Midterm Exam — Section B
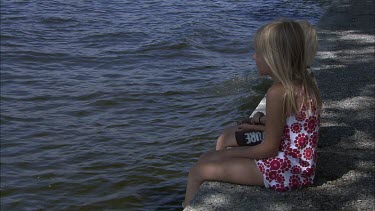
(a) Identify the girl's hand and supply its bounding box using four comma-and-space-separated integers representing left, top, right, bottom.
237, 112, 266, 126
237, 123, 266, 132
252, 112, 265, 125
237, 117, 254, 125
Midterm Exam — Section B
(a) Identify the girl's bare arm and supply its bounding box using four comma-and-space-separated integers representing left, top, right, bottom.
218, 83, 286, 160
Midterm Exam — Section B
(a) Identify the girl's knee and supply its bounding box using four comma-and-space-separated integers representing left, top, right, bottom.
198, 150, 216, 162
198, 153, 206, 162
189, 162, 218, 181
188, 163, 204, 181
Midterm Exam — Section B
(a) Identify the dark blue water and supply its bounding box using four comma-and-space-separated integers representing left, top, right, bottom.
1, 1, 328, 210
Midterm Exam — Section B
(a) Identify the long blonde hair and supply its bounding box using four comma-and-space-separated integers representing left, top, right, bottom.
254, 19, 322, 114
297, 20, 318, 67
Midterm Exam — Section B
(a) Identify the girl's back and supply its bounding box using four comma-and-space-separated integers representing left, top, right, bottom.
255, 100, 320, 191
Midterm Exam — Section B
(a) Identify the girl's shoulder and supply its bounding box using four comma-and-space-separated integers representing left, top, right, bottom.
266, 82, 286, 99
266, 82, 286, 109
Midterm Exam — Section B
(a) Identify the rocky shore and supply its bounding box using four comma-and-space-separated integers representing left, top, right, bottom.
184, 0, 374, 210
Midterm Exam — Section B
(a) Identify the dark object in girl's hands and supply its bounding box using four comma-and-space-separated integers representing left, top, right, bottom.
235, 130, 264, 146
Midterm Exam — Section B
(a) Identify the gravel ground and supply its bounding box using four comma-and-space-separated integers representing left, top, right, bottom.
184, 0, 374, 210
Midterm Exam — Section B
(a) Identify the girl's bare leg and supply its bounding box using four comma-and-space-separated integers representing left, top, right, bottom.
216, 125, 239, 150
183, 156, 264, 206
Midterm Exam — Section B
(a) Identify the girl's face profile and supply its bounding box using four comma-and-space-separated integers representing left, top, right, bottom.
253, 53, 271, 76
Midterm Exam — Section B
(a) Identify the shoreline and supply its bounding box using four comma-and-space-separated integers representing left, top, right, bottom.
184, 0, 374, 210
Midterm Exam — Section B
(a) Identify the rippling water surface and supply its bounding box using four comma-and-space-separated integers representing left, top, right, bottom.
1, 1, 327, 210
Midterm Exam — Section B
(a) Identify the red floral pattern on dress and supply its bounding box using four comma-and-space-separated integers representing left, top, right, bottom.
302, 165, 315, 178
276, 174, 285, 184
304, 116, 317, 133
257, 163, 265, 173
280, 156, 291, 171
286, 148, 302, 158
302, 178, 313, 187
294, 133, 308, 148
291, 165, 302, 174
282, 125, 290, 141
272, 184, 289, 192
265, 169, 279, 182
256, 100, 320, 192
303, 147, 313, 160
296, 111, 306, 122
279, 141, 291, 152
270, 159, 281, 170
291, 123, 302, 133
299, 160, 310, 167
309, 132, 318, 148
289, 175, 301, 188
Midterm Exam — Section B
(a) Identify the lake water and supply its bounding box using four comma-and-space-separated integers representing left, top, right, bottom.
1, 1, 328, 210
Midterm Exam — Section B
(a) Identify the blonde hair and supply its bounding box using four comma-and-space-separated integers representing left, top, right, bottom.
254, 19, 322, 114
297, 20, 318, 66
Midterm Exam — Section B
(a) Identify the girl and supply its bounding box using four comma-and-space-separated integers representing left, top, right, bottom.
216, 19, 319, 151
183, 19, 322, 207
